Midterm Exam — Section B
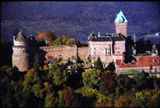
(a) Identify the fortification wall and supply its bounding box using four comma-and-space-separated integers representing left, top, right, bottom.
78, 47, 89, 60
40, 46, 89, 61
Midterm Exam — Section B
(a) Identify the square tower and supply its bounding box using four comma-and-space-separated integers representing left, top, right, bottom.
115, 10, 128, 37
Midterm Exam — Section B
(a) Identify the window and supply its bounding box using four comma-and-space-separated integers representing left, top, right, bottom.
105, 48, 110, 55
105, 45, 112, 56
109, 45, 112, 55
93, 48, 96, 55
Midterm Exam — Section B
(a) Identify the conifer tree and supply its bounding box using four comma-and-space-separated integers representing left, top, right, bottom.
94, 57, 103, 71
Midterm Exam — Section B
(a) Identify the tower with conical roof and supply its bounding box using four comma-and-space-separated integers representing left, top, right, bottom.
114, 10, 128, 36
12, 31, 30, 72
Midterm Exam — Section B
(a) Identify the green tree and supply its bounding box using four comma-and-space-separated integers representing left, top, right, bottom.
48, 63, 66, 86
135, 91, 148, 108
94, 57, 103, 71
116, 74, 136, 95
148, 90, 160, 108
82, 68, 101, 88
100, 71, 117, 94
53, 37, 62, 47
32, 82, 43, 98
135, 90, 160, 108
58, 90, 65, 107
52, 36, 75, 47
44, 93, 57, 108
106, 62, 116, 72
23, 69, 36, 92
76, 87, 112, 107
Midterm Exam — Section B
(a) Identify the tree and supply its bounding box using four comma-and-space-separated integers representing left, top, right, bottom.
114, 96, 132, 108
135, 91, 148, 108
106, 62, 116, 72
61, 35, 75, 46
58, 90, 65, 107
36, 31, 57, 45
135, 90, 160, 108
76, 55, 83, 64
96, 90, 113, 108
52, 37, 62, 47
43, 81, 54, 94
77, 87, 112, 107
94, 57, 103, 71
32, 82, 43, 98
148, 90, 160, 108
62, 86, 74, 107
132, 70, 150, 89
116, 74, 136, 95
44, 93, 57, 108
124, 36, 135, 63
52, 36, 75, 47
100, 71, 117, 94
48, 63, 66, 86
23, 69, 36, 92
82, 68, 101, 88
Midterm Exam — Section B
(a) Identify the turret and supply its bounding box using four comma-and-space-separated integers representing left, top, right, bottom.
12, 31, 30, 72
13, 31, 27, 46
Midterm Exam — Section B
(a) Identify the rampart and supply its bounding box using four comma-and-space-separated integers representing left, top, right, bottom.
40, 45, 89, 61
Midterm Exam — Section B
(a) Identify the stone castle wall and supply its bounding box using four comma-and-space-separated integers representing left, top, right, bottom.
78, 47, 89, 60
40, 43, 125, 64
40, 45, 89, 61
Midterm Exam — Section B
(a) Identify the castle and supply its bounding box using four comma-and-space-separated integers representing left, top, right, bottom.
12, 10, 160, 73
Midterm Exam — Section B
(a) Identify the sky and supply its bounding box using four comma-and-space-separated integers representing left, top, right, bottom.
1, 1, 160, 42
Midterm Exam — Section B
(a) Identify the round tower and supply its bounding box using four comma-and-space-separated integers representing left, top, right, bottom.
12, 31, 29, 72
114, 10, 128, 37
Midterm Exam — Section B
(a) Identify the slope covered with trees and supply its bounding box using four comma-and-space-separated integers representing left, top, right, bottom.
0, 57, 160, 108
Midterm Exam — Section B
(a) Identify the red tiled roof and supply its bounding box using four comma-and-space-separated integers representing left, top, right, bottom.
116, 56, 160, 68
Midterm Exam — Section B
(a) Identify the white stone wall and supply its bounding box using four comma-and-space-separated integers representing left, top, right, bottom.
12, 47, 29, 72
88, 40, 125, 64
115, 23, 127, 36
89, 41, 114, 63
114, 41, 125, 56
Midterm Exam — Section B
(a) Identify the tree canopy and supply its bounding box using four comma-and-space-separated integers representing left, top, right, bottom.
0, 59, 160, 108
